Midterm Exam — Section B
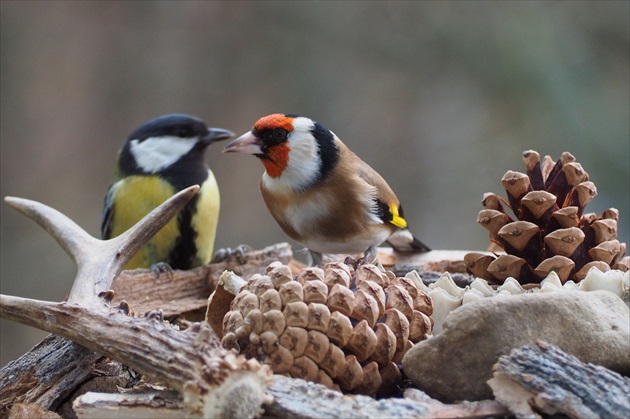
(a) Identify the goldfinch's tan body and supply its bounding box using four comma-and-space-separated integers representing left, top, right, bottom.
224, 114, 428, 265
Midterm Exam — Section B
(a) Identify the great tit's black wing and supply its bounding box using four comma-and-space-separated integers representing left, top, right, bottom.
101, 183, 118, 240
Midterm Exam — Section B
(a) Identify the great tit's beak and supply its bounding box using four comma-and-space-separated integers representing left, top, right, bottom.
203, 127, 234, 144
223, 131, 263, 154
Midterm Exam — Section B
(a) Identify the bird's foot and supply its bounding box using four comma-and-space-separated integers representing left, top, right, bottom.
211, 244, 253, 264
343, 255, 366, 270
307, 250, 324, 267
344, 246, 378, 269
150, 262, 173, 278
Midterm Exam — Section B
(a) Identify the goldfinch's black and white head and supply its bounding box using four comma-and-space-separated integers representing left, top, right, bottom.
223, 114, 339, 193
224, 113, 429, 266
119, 114, 233, 177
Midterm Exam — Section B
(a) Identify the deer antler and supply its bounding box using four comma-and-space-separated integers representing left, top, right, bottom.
0, 187, 272, 418
4, 185, 199, 306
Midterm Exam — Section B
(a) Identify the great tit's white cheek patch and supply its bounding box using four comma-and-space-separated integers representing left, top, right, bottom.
130, 136, 198, 173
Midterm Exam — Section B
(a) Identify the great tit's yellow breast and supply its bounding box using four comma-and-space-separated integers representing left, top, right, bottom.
110, 175, 180, 269
191, 170, 220, 266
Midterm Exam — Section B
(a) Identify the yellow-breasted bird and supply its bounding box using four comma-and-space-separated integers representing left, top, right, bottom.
223, 113, 429, 266
101, 114, 233, 270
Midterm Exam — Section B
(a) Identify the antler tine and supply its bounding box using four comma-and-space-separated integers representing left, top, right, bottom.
4, 196, 96, 266
4, 185, 200, 306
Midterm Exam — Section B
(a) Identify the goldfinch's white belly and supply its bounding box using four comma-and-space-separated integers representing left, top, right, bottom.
268, 184, 390, 255
283, 198, 391, 254
300, 228, 392, 255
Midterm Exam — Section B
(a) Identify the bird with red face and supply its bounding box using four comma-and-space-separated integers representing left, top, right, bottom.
223, 113, 429, 266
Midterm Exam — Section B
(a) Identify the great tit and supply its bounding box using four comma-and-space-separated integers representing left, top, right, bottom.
223, 113, 429, 266
101, 114, 233, 270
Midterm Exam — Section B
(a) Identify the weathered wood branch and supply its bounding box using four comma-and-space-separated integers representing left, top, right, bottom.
73, 375, 510, 419
264, 375, 509, 419
111, 242, 294, 317
376, 248, 471, 275
0, 334, 102, 415
488, 341, 630, 419
72, 391, 183, 419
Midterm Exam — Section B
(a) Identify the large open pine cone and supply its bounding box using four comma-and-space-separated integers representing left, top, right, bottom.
465, 150, 628, 285
221, 261, 433, 396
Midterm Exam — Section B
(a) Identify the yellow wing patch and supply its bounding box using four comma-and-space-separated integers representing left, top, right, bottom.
109, 176, 180, 269
389, 203, 407, 229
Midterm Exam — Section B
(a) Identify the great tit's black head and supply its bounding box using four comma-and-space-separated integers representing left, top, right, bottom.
128, 114, 232, 145
120, 114, 234, 174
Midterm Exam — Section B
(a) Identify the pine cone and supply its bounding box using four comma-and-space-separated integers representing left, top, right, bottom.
221, 261, 433, 396
466, 150, 628, 284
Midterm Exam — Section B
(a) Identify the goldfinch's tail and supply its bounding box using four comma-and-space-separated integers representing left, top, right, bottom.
386, 229, 430, 253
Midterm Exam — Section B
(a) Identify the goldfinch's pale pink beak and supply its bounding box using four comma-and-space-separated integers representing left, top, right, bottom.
223, 131, 263, 154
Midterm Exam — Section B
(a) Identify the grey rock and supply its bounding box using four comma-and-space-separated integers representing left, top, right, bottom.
402, 290, 630, 402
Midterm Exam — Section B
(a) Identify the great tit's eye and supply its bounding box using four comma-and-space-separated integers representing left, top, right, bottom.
272, 128, 287, 140
175, 128, 191, 138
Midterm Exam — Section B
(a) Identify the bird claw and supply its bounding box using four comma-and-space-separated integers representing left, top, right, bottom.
344, 254, 378, 270
343, 256, 364, 270
211, 244, 253, 264
150, 262, 173, 278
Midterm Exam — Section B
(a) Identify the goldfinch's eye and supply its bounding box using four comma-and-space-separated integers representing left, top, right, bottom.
272, 128, 287, 140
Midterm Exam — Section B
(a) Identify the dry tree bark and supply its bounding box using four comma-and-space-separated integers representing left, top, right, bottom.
0, 334, 102, 415
488, 341, 630, 419
111, 242, 294, 318
72, 391, 182, 419
264, 375, 509, 419
0, 187, 271, 418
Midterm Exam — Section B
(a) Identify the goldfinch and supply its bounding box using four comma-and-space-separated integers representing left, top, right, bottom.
101, 114, 233, 270
223, 113, 429, 266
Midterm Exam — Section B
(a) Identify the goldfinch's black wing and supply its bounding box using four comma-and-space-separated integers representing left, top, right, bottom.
101, 183, 118, 240
375, 199, 408, 230
374, 199, 431, 252
350, 149, 430, 252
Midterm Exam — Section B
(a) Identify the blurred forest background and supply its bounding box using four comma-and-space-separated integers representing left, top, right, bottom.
1, 1, 628, 366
